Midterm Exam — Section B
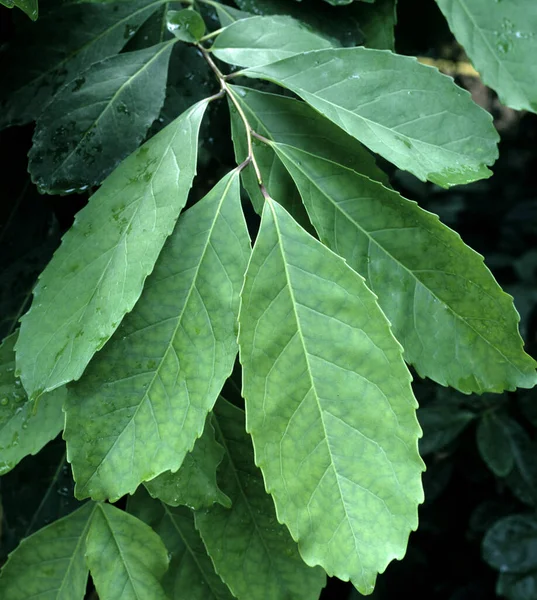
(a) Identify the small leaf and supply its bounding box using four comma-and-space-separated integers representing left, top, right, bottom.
477, 412, 515, 477
238, 199, 424, 593
16, 99, 208, 401
0, 0, 163, 129
29, 41, 174, 194
212, 16, 332, 68
417, 403, 475, 455
166, 9, 206, 42
242, 48, 499, 187
86, 503, 169, 600
0, 502, 96, 600
0, 0, 37, 20
64, 171, 251, 500
352, 0, 397, 51
128, 488, 235, 600
195, 398, 326, 600
145, 420, 231, 509
0, 333, 65, 475
271, 144, 537, 393
483, 514, 537, 574
214, 3, 251, 26
435, 0, 537, 113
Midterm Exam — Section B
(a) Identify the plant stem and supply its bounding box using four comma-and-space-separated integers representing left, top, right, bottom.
199, 27, 225, 42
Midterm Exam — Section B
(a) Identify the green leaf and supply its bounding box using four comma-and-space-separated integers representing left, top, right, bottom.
483, 514, 537, 574
0, 0, 165, 129
16, 99, 208, 401
212, 16, 333, 68
128, 489, 235, 600
195, 398, 326, 600
238, 199, 424, 593
417, 403, 475, 455
64, 170, 251, 500
477, 412, 515, 477
86, 503, 169, 600
435, 0, 537, 113
214, 3, 251, 26
241, 48, 499, 187
166, 9, 206, 42
497, 571, 537, 600
0, 502, 96, 600
0, 0, 37, 20
29, 41, 174, 195
144, 420, 232, 509
352, 0, 397, 51
270, 144, 537, 393
0, 333, 65, 475
228, 86, 388, 229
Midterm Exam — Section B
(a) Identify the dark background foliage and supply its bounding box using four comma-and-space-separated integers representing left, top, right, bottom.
1, 0, 536, 598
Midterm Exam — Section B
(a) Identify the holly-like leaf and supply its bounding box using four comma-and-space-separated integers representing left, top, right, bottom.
0, 333, 65, 475
166, 9, 206, 42
477, 411, 516, 477
64, 171, 251, 500
241, 48, 499, 187
0, 0, 164, 129
271, 144, 537, 393
483, 514, 537, 574
29, 41, 175, 194
145, 420, 231, 509
238, 199, 424, 593
417, 403, 475, 455
128, 488, 235, 600
195, 398, 326, 600
212, 16, 333, 68
86, 503, 169, 600
435, 0, 537, 113
0, 502, 96, 600
0, 0, 37, 20
16, 100, 208, 401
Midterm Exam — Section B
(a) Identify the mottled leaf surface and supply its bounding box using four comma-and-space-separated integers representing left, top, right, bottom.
16, 100, 208, 401
64, 171, 250, 500
195, 398, 326, 600
242, 48, 499, 186
238, 199, 424, 593
29, 42, 174, 194
272, 144, 537, 393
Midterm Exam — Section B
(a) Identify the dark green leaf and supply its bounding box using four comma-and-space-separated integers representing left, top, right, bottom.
64, 171, 250, 500
144, 420, 231, 509
477, 412, 515, 477
16, 100, 208, 401
166, 9, 206, 42
195, 398, 326, 600
242, 48, 499, 187
0, 0, 37, 20
238, 199, 424, 593
497, 571, 537, 600
417, 403, 475, 455
352, 0, 397, 51
483, 514, 537, 574
214, 3, 251, 26
29, 41, 174, 194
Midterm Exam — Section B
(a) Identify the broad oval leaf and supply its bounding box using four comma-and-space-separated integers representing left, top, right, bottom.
64, 171, 251, 500
477, 412, 515, 477
212, 15, 333, 68
86, 503, 169, 600
144, 420, 231, 510
0, 333, 65, 475
435, 0, 537, 113
29, 41, 174, 194
238, 199, 424, 593
0, 502, 96, 600
271, 144, 537, 393
483, 514, 537, 574
195, 398, 326, 600
0, 0, 164, 129
16, 99, 208, 401
166, 9, 206, 42
241, 48, 499, 187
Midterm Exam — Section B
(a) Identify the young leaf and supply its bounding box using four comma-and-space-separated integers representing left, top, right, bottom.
435, 0, 537, 113
16, 99, 208, 401
0, 502, 97, 600
0, 333, 65, 475
86, 503, 169, 600
241, 48, 499, 187
64, 170, 251, 500
238, 199, 424, 593
214, 3, 251, 26
195, 398, 326, 600
271, 144, 537, 393
0, 0, 164, 129
144, 420, 232, 509
212, 15, 333, 68
482, 514, 537, 574
0, 0, 37, 20
352, 0, 397, 51
166, 8, 206, 42
477, 412, 516, 477
29, 41, 175, 194
417, 403, 475, 455
128, 489, 235, 600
